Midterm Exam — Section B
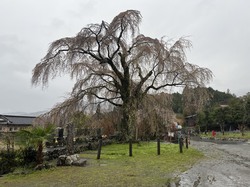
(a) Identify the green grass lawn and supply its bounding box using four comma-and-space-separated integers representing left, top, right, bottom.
0, 142, 203, 187
201, 131, 250, 140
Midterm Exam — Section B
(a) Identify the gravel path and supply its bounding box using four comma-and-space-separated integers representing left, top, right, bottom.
177, 140, 250, 187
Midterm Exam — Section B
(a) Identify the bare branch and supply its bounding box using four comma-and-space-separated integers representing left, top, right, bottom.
32, 10, 212, 139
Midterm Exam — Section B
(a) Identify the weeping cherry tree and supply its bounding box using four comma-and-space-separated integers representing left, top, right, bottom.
32, 10, 212, 141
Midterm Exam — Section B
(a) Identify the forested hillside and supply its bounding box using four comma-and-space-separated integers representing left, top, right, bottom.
172, 87, 249, 133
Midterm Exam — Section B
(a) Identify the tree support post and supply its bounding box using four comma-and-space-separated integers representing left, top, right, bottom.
185, 136, 188, 149
97, 138, 103, 159
157, 138, 160, 155
129, 139, 132, 157
179, 137, 183, 153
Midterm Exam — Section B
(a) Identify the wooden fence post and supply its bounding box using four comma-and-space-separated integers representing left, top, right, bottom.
129, 139, 132, 157
179, 137, 183, 153
97, 138, 103, 159
157, 138, 160, 155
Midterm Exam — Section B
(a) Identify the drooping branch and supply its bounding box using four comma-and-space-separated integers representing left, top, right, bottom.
32, 10, 213, 140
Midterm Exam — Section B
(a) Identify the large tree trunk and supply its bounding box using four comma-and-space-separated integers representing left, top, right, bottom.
119, 99, 137, 141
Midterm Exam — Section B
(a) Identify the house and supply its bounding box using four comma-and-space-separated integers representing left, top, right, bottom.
185, 114, 197, 127
0, 114, 36, 133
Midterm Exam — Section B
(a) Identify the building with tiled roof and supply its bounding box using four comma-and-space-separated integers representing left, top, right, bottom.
0, 114, 36, 132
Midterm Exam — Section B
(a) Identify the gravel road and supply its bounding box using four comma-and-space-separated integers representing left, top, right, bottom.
177, 140, 250, 187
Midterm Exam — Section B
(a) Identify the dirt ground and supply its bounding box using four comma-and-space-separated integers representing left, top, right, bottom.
177, 140, 250, 187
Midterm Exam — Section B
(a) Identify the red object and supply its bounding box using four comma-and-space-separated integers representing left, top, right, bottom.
212, 130, 216, 137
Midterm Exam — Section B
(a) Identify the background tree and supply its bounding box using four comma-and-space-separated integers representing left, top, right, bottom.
213, 106, 231, 135
32, 10, 212, 141
0, 133, 15, 152
134, 93, 173, 140
71, 111, 90, 139
16, 124, 54, 165
171, 92, 183, 114
207, 87, 234, 106
230, 94, 250, 135
242, 94, 250, 134
194, 87, 236, 132
183, 86, 211, 116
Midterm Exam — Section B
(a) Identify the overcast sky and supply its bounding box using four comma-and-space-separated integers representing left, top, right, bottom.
0, 0, 250, 114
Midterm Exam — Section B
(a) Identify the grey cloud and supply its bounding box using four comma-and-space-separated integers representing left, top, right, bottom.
1, 0, 250, 113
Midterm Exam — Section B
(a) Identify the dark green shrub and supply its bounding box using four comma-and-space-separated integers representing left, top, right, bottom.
20, 147, 37, 166
0, 150, 17, 175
